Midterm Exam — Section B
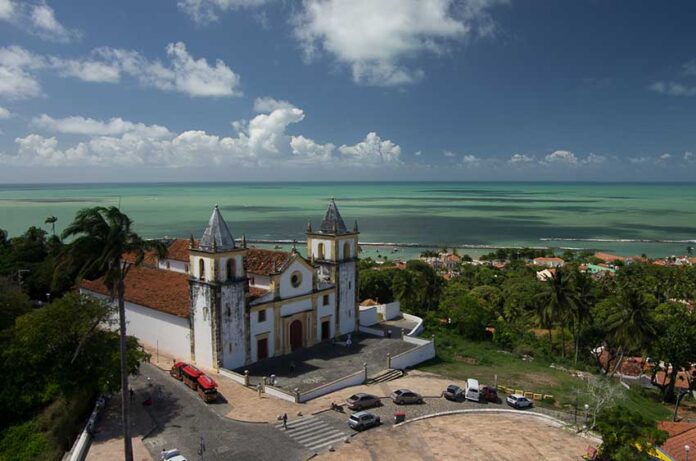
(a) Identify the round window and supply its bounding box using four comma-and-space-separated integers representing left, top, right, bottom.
290, 271, 302, 288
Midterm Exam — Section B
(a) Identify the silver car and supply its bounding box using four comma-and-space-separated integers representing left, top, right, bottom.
506, 394, 533, 409
346, 393, 381, 410
390, 389, 423, 405
348, 411, 381, 431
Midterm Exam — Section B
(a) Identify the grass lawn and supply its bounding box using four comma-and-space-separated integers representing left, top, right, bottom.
418, 328, 671, 422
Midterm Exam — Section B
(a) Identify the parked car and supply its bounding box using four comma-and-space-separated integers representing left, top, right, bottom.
481, 386, 501, 404
443, 384, 465, 402
391, 389, 423, 405
506, 394, 533, 409
160, 449, 187, 461
348, 411, 381, 431
346, 393, 382, 410
465, 378, 480, 402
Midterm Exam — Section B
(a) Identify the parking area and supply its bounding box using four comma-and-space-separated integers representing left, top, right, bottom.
316, 412, 596, 461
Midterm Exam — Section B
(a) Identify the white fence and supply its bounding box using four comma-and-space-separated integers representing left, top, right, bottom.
264, 384, 298, 403
402, 313, 424, 337
359, 325, 385, 337
218, 368, 248, 386
297, 368, 366, 403
359, 306, 379, 326
377, 301, 401, 321
390, 340, 436, 370
403, 335, 431, 346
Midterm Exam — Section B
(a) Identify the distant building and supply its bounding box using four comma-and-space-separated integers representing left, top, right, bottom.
532, 257, 565, 268
536, 268, 556, 281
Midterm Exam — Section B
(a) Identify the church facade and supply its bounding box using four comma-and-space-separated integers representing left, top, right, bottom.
81, 200, 360, 371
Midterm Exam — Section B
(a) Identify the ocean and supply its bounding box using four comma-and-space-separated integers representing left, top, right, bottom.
0, 182, 694, 259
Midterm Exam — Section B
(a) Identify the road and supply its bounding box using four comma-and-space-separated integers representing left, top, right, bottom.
136, 363, 308, 461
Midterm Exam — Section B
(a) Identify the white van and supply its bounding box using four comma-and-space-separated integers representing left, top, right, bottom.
465, 378, 480, 402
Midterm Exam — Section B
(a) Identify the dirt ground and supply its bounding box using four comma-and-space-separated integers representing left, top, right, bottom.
316, 413, 597, 461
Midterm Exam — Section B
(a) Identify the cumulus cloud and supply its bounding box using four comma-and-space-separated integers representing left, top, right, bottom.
543, 150, 578, 165
685, 152, 694, 162
508, 153, 534, 164
253, 97, 295, 112
0, 106, 10, 119
2, 102, 402, 169
583, 153, 606, 165
294, 0, 505, 86
177, 0, 269, 24
461, 154, 480, 167
443, 151, 456, 157
658, 153, 671, 161
650, 81, 696, 97
0, 43, 241, 100
0, 1, 79, 42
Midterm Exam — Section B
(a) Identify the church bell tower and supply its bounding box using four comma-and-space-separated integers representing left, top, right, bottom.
306, 199, 359, 336
189, 205, 249, 370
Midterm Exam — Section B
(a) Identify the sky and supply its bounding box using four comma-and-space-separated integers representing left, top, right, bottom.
0, 0, 695, 183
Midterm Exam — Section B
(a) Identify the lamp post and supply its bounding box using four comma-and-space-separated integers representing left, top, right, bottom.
686, 444, 690, 461
584, 404, 590, 427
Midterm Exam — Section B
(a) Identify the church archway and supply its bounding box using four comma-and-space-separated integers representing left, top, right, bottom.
290, 320, 303, 351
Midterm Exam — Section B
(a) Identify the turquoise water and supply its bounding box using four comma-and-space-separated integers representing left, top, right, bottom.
0, 182, 694, 259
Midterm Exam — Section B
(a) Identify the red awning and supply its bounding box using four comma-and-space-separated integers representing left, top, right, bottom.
182, 365, 202, 379
197, 374, 217, 390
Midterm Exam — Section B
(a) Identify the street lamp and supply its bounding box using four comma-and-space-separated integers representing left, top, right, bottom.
584, 404, 590, 427
685, 444, 690, 461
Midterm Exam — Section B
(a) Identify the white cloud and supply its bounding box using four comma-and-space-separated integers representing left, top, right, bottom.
462, 154, 480, 167
543, 150, 578, 165
629, 156, 649, 165
443, 150, 456, 157
338, 132, 402, 164
684, 152, 694, 162
253, 97, 295, 112
30, 2, 79, 42
0, 43, 241, 100
414, 151, 422, 156
658, 153, 671, 161
508, 153, 534, 164
583, 153, 606, 165
650, 81, 696, 97
2, 103, 401, 169
177, 0, 269, 24
294, 0, 505, 86
0, 106, 10, 119
0, 0, 15, 21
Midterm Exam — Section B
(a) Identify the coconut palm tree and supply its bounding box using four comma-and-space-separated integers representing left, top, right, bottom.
61, 207, 165, 461
535, 268, 579, 358
606, 286, 656, 375
44, 215, 57, 236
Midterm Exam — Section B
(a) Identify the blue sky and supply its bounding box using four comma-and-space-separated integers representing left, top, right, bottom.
0, 0, 695, 182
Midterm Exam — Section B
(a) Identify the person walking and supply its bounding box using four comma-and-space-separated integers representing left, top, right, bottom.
282, 413, 288, 429
256, 383, 263, 397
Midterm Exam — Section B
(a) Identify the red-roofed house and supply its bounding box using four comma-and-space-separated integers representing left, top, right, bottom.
657, 421, 696, 461
533, 257, 565, 268
81, 200, 361, 371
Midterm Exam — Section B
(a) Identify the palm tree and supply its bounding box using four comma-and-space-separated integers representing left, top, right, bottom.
570, 270, 594, 364
606, 287, 656, 375
44, 215, 57, 236
61, 207, 165, 461
535, 268, 579, 358
687, 246, 693, 257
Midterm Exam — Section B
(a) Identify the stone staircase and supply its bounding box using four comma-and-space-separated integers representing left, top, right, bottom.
367, 368, 404, 384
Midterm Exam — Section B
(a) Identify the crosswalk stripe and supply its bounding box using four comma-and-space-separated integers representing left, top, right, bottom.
307, 434, 351, 451
284, 421, 327, 437
294, 428, 344, 444
274, 416, 319, 429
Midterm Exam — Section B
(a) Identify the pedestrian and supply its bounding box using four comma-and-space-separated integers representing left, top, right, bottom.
289, 361, 296, 374
257, 383, 263, 397
346, 334, 352, 348
282, 412, 288, 429
129, 388, 134, 401
386, 329, 392, 339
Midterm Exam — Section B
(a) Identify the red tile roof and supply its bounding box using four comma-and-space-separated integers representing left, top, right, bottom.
80, 265, 190, 318
658, 422, 696, 461
166, 238, 195, 262
533, 257, 564, 263
248, 286, 269, 301
594, 252, 625, 263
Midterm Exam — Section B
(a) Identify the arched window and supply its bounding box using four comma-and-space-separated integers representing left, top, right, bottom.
343, 242, 351, 259
317, 242, 325, 260
198, 259, 206, 280
227, 258, 236, 281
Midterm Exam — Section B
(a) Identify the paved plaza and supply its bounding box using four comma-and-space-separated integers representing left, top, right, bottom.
235, 334, 417, 392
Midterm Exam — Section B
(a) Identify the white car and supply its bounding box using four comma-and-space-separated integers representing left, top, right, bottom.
506, 394, 533, 409
161, 449, 187, 461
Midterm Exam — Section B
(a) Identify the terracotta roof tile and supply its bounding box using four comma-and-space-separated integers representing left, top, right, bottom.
594, 252, 624, 263
658, 422, 696, 461
166, 238, 195, 262
248, 286, 269, 301
80, 265, 190, 318
244, 248, 290, 276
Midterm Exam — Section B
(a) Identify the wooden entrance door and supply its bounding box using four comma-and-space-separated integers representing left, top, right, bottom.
257, 337, 268, 360
321, 320, 330, 340
290, 320, 303, 351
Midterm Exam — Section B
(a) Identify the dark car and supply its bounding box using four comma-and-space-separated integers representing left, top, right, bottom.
391, 389, 423, 405
348, 411, 381, 431
481, 386, 501, 403
346, 393, 381, 410
443, 384, 465, 402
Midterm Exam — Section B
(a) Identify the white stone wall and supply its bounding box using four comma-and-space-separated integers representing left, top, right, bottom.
359, 305, 378, 326
316, 291, 335, 338
338, 238, 357, 260
80, 289, 191, 360
219, 283, 247, 369
191, 284, 215, 369
390, 341, 436, 370
250, 307, 274, 362
310, 238, 333, 260
249, 274, 271, 288
278, 260, 313, 299
377, 301, 401, 321
158, 258, 189, 274
280, 298, 312, 317
338, 260, 357, 335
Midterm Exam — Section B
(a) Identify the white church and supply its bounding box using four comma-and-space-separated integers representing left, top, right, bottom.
81, 199, 360, 371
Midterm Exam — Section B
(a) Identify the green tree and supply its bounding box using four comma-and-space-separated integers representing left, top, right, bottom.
359, 269, 395, 303
439, 285, 489, 340
60, 207, 164, 461
0, 278, 31, 332
606, 287, 656, 361
44, 216, 57, 237
535, 268, 579, 358
405, 260, 443, 311
595, 405, 667, 461
392, 269, 425, 313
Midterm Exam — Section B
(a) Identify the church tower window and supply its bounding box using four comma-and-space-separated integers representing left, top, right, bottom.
199, 259, 206, 280
318, 243, 325, 260
343, 242, 350, 259
227, 258, 236, 281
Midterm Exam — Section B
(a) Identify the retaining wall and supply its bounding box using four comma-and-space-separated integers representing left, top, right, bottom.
390, 340, 436, 369
298, 368, 366, 403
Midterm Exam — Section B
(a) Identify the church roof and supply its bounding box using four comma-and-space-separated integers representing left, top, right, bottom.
80, 265, 190, 318
244, 248, 291, 275
319, 198, 348, 234
199, 205, 235, 252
